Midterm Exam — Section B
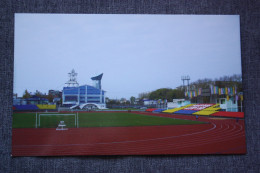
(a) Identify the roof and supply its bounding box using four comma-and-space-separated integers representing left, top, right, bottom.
91, 73, 103, 80
26, 96, 48, 101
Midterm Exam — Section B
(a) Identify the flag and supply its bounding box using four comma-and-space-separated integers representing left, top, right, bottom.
240, 95, 243, 101
219, 88, 221, 95
225, 87, 228, 95
210, 85, 213, 94
227, 95, 229, 101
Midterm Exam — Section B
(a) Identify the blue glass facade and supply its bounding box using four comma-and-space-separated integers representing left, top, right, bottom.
63, 85, 105, 106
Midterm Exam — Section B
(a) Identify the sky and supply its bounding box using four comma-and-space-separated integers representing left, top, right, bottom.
14, 14, 242, 99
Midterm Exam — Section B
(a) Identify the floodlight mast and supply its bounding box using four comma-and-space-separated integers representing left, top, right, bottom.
65, 69, 79, 87
181, 75, 190, 92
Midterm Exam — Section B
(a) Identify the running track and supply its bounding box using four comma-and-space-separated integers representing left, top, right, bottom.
12, 112, 246, 156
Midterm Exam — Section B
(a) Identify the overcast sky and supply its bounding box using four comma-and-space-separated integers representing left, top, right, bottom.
14, 14, 241, 99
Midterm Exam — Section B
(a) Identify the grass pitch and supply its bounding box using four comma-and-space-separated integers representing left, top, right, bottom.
13, 112, 205, 128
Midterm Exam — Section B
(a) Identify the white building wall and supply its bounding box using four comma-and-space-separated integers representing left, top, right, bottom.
218, 98, 238, 112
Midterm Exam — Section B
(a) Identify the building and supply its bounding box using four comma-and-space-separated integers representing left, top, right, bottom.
13, 96, 49, 105
167, 99, 191, 109
143, 99, 157, 106
62, 69, 106, 109
48, 90, 62, 98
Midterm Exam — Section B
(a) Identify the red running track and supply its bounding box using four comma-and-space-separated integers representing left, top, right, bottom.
12, 112, 246, 156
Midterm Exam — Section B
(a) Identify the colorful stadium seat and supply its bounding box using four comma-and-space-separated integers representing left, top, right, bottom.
193, 104, 221, 116
211, 111, 244, 118
174, 104, 214, 115
163, 104, 194, 113
145, 108, 158, 112
13, 105, 39, 110
37, 104, 56, 109
174, 110, 198, 114
152, 108, 167, 113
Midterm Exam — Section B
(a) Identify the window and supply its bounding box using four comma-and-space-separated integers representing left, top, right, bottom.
221, 99, 225, 104
88, 100, 100, 103
87, 97, 100, 99
63, 87, 79, 94
65, 96, 78, 102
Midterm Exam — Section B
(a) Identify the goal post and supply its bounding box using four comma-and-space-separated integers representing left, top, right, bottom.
35, 113, 79, 128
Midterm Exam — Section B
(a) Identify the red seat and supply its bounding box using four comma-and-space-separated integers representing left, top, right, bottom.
211, 111, 244, 118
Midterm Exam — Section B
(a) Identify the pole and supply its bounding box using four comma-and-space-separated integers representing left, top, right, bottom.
75, 113, 76, 127
77, 112, 79, 128
241, 100, 243, 112
39, 114, 40, 127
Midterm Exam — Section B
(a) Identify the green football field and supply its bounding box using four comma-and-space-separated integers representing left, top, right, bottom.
12, 112, 205, 128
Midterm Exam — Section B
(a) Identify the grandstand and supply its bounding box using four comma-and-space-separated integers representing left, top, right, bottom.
157, 103, 244, 118
145, 108, 158, 112
13, 105, 39, 111
13, 104, 56, 111
36, 105, 56, 109
163, 104, 194, 113
174, 104, 214, 115
152, 108, 167, 113
211, 111, 244, 118
193, 104, 221, 116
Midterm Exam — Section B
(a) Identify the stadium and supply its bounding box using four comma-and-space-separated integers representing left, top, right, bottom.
12, 71, 246, 156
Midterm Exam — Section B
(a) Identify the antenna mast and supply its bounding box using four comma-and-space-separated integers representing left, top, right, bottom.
65, 69, 79, 87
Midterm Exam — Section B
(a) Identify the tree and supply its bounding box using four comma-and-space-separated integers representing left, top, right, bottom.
106, 99, 120, 105
120, 98, 127, 104
138, 92, 150, 99
35, 90, 44, 97
148, 88, 184, 100
22, 89, 31, 99
130, 96, 136, 104
46, 94, 55, 102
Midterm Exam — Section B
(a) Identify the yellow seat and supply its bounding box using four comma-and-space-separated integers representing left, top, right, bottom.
163, 104, 194, 113
37, 104, 56, 109
193, 104, 220, 116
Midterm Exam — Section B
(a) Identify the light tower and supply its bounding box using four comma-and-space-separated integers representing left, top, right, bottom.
65, 69, 79, 87
181, 75, 190, 92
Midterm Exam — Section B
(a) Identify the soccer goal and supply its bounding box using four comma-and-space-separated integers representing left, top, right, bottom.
35, 113, 79, 129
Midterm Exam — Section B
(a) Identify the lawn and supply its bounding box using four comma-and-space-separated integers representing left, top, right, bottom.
13, 112, 205, 128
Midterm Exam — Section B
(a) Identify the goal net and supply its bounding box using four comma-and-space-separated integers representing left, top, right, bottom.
36, 113, 78, 128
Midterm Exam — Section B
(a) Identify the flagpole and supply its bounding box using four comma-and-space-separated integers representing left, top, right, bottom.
241, 99, 243, 112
